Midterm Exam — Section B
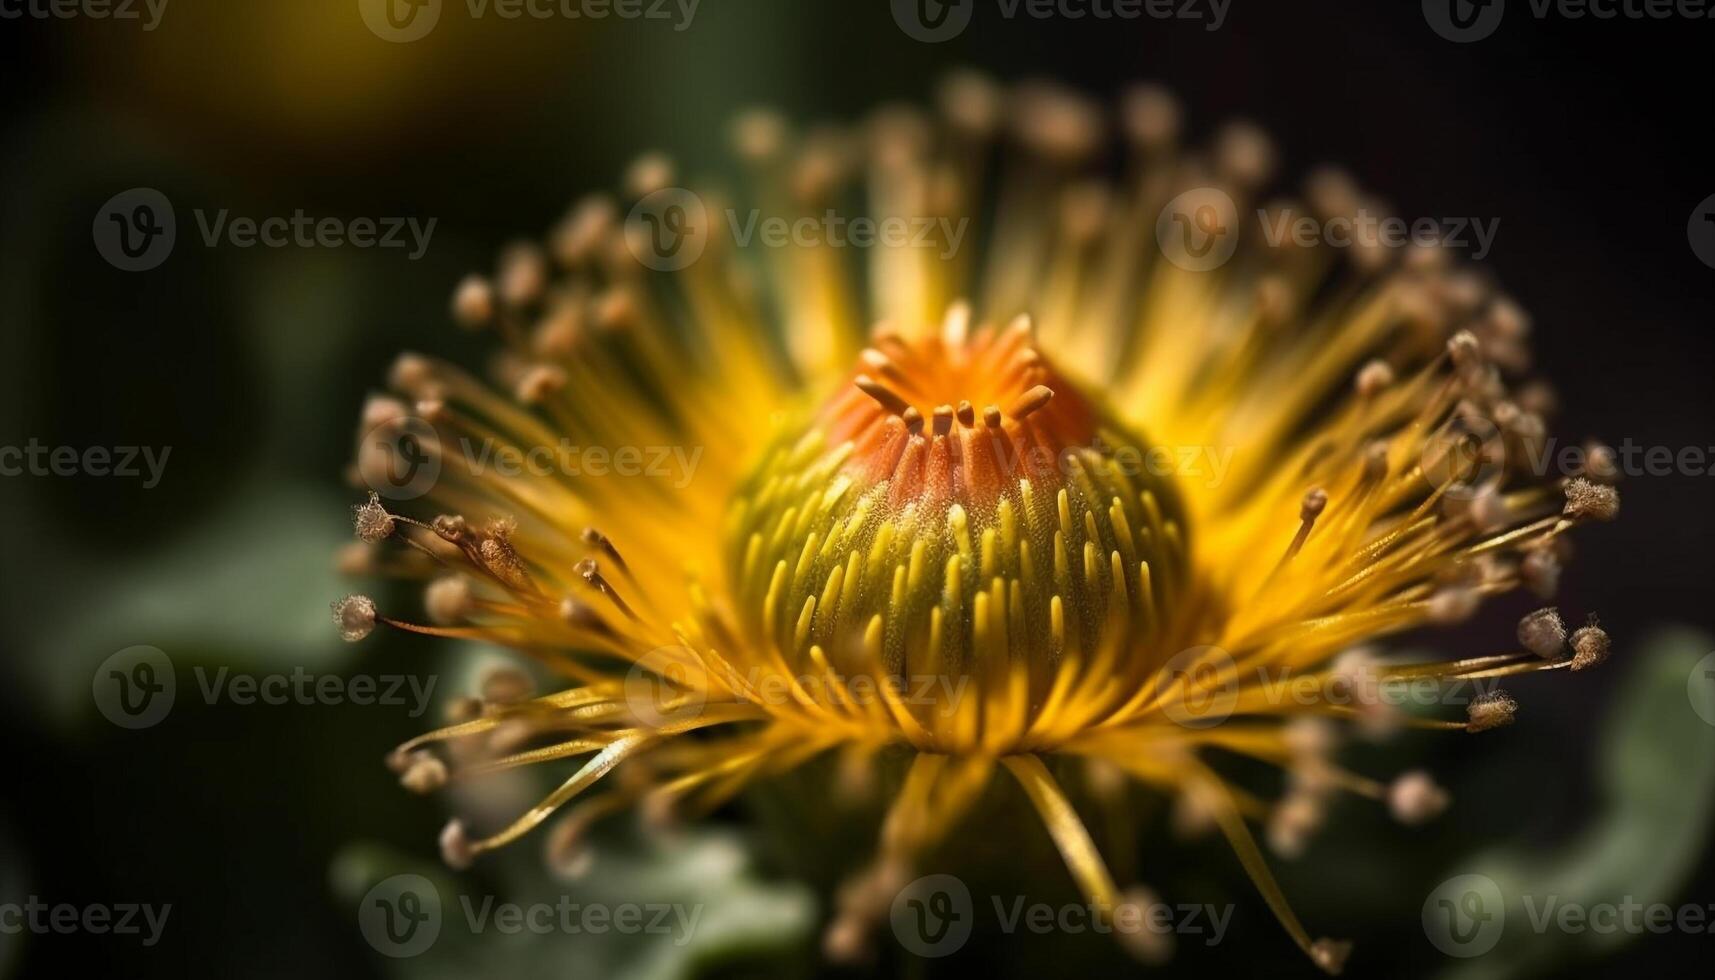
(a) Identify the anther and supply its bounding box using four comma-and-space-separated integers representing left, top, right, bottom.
352, 492, 396, 544
1569, 621, 1611, 672
1447, 330, 1481, 370
932, 405, 954, 436
1310, 938, 1353, 976
1517, 607, 1567, 659
426, 576, 474, 625
1466, 691, 1518, 733
333, 595, 377, 643
1354, 359, 1394, 398
1562, 477, 1620, 523
855, 375, 912, 416
497, 242, 548, 309
399, 752, 448, 794
1388, 771, 1450, 825
432, 514, 468, 543
1009, 385, 1055, 420
516, 364, 567, 404
955, 401, 976, 428
452, 274, 494, 329
440, 819, 476, 870
1521, 547, 1562, 598
481, 666, 536, 706
1115, 886, 1174, 964
581, 527, 631, 575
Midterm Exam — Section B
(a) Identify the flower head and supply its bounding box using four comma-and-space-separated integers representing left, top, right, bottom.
340, 76, 1618, 971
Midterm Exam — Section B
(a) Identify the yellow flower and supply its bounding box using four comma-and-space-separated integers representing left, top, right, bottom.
339, 75, 1619, 973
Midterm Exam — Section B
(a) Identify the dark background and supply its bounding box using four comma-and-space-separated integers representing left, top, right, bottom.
1, 1, 1711, 977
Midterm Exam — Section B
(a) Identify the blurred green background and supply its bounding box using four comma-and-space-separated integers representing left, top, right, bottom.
2, 1, 1714, 977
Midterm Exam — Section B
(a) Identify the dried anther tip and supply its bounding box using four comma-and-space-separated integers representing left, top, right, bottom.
1310, 938, 1353, 976
1428, 587, 1480, 625
452, 274, 495, 328
1517, 607, 1567, 659
480, 666, 536, 705
432, 514, 468, 542
1388, 770, 1450, 825
425, 576, 474, 625
352, 492, 395, 544
1562, 477, 1620, 522
1447, 330, 1481, 369
1466, 691, 1518, 733
333, 595, 377, 643
1009, 385, 1055, 419
1300, 487, 1329, 522
1570, 623, 1611, 671
440, 819, 476, 870
1114, 886, 1174, 964
1521, 548, 1562, 598
855, 375, 911, 416
1355, 359, 1394, 397
399, 752, 448, 794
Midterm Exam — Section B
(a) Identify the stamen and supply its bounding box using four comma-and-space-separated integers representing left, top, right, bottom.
855, 375, 911, 416
580, 527, 632, 576
1009, 384, 1055, 420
